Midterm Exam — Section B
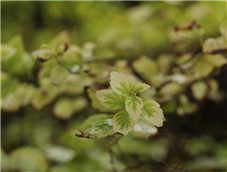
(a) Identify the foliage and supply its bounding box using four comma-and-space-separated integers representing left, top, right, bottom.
1, 1, 227, 172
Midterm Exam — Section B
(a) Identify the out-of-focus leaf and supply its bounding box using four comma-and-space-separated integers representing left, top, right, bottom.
192, 81, 207, 100
32, 85, 64, 110
11, 147, 47, 172
50, 65, 68, 84
132, 115, 158, 138
53, 97, 87, 119
1, 83, 34, 112
32, 48, 53, 62
87, 88, 110, 112
220, 23, 227, 38
160, 82, 182, 97
113, 111, 135, 135
58, 45, 83, 74
177, 94, 197, 115
157, 54, 173, 74
49, 165, 77, 172
48, 31, 70, 53
193, 54, 227, 78
203, 37, 227, 54
1, 44, 16, 61
45, 145, 76, 163
78, 114, 114, 138
132, 56, 160, 86
2, 36, 34, 77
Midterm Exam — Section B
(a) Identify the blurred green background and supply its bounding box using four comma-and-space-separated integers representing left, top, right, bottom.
1, 1, 227, 172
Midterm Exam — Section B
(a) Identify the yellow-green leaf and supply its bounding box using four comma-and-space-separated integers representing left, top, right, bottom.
113, 111, 135, 135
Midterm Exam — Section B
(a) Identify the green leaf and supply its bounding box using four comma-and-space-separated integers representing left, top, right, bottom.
32, 48, 52, 62
48, 31, 70, 53
192, 81, 207, 100
2, 36, 34, 77
53, 97, 87, 119
203, 54, 227, 67
110, 71, 137, 96
203, 37, 227, 54
1, 44, 16, 61
50, 66, 68, 84
45, 145, 75, 163
142, 101, 164, 127
113, 111, 135, 135
58, 45, 83, 73
78, 114, 114, 138
132, 56, 158, 83
134, 83, 150, 93
125, 96, 143, 122
96, 89, 125, 110
11, 147, 47, 172
132, 115, 158, 138
220, 23, 227, 38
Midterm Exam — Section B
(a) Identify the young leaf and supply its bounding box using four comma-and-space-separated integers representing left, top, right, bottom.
96, 89, 125, 109
78, 114, 114, 138
132, 116, 158, 138
113, 111, 135, 135
134, 83, 150, 93
125, 96, 143, 122
110, 71, 137, 96
142, 101, 164, 127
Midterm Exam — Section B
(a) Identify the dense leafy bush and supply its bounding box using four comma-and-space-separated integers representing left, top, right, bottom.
1, 1, 227, 172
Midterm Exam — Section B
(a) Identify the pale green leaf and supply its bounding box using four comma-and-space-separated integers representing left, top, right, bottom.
110, 71, 137, 96
192, 81, 207, 100
142, 101, 164, 127
220, 23, 227, 38
203, 37, 227, 54
1, 44, 16, 61
45, 145, 75, 163
32, 49, 52, 62
203, 54, 227, 67
54, 97, 87, 119
132, 56, 158, 81
132, 116, 158, 138
96, 89, 125, 109
125, 96, 143, 122
11, 147, 47, 172
50, 66, 68, 84
134, 83, 150, 93
113, 111, 135, 135
78, 114, 114, 138
48, 31, 70, 53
